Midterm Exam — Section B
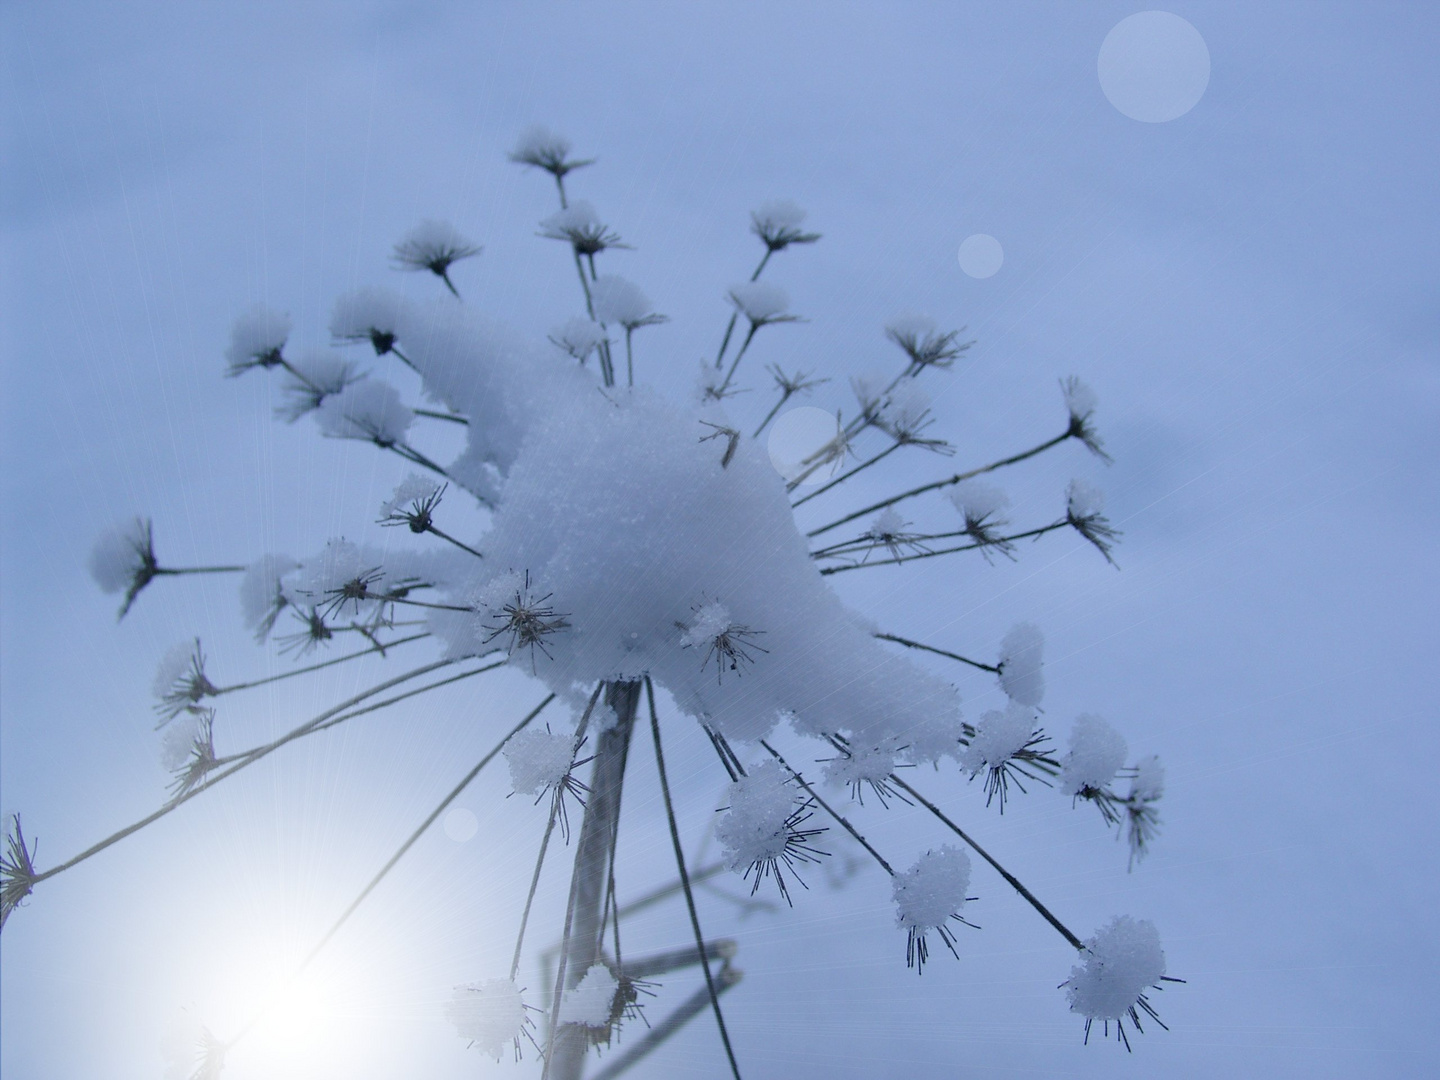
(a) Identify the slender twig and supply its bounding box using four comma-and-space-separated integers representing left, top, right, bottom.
715, 324, 758, 397
759, 741, 893, 876
887, 774, 1083, 951
31, 658, 463, 884
714, 250, 772, 369
225, 693, 555, 1051
790, 440, 902, 503
153, 565, 247, 577
212, 633, 432, 694
647, 678, 743, 1080
300, 661, 505, 739
874, 632, 1000, 674
805, 429, 1072, 539
422, 524, 484, 560
414, 408, 469, 425
819, 522, 1067, 575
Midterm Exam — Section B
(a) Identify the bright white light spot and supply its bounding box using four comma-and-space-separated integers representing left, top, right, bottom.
768, 406, 843, 486
444, 807, 478, 842
1099, 11, 1210, 122
957, 234, 1004, 279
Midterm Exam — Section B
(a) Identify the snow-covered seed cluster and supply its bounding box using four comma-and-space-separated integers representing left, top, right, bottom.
822, 740, 905, 807
960, 701, 1051, 811
715, 760, 827, 902
330, 286, 406, 356
727, 281, 793, 326
558, 964, 620, 1029
548, 316, 607, 364
750, 198, 819, 251
239, 554, 298, 642
447, 978, 531, 1061
152, 639, 217, 721
892, 845, 973, 972
503, 727, 578, 799
378, 474, 445, 532
1064, 916, 1173, 1049
1061, 714, 1128, 798
591, 274, 662, 330
223, 305, 291, 375
89, 516, 158, 617
315, 379, 414, 448
997, 622, 1046, 706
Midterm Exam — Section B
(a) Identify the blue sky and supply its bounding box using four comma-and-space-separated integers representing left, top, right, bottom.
3, 3, 1437, 1078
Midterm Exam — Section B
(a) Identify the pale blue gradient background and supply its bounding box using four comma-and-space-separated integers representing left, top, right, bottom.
2, 2, 1437, 1078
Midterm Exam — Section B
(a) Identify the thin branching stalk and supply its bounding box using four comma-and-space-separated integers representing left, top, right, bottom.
647, 678, 743, 1080
211, 633, 432, 695
805, 428, 1073, 539
887, 773, 1084, 951
298, 660, 505, 740
414, 408, 469, 425
818, 522, 1069, 575
224, 693, 555, 1052
714, 250, 773, 369
873, 632, 1000, 674
790, 440, 903, 503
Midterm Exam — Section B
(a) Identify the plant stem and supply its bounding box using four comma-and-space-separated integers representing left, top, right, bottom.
414, 408, 469, 425
790, 440, 901, 503
154, 565, 246, 577
716, 323, 757, 396
759, 741, 893, 876
873, 632, 999, 674
805, 428, 1072, 539
423, 524, 484, 560
213, 633, 432, 694
648, 678, 743, 1080
818, 522, 1066, 575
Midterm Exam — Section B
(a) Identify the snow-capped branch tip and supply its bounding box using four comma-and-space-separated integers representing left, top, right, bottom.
508, 125, 594, 179
378, 474, 446, 533
329, 287, 406, 357
1062, 377, 1112, 462
277, 351, 361, 423
539, 201, 631, 258
224, 305, 292, 376
1, 814, 38, 931
503, 724, 590, 841
997, 622, 1045, 707
949, 480, 1015, 560
727, 281, 802, 328
153, 638, 219, 722
392, 220, 481, 297
549, 317, 608, 364
1065, 478, 1121, 565
315, 379, 415, 449
89, 516, 159, 620
876, 382, 952, 452
591, 274, 667, 331
715, 760, 829, 906
1124, 755, 1165, 869
448, 977, 537, 1062
1063, 915, 1182, 1050
822, 737, 910, 808
862, 508, 931, 563
893, 845, 976, 973
750, 199, 821, 252
163, 708, 219, 801
885, 314, 973, 373
481, 571, 571, 673
958, 701, 1058, 812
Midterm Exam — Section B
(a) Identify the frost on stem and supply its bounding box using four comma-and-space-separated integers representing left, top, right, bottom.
1063, 916, 1177, 1050
315, 379, 414, 448
240, 554, 298, 642
152, 638, 218, 721
447, 978, 534, 1062
1062, 377, 1111, 462
1066, 478, 1121, 565
681, 600, 768, 684
276, 350, 360, 422
330, 286, 407, 357
959, 701, 1057, 812
892, 845, 975, 973
750, 199, 821, 252
224, 305, 291, 376
378, 474, 445, 533
715, 760, 828, 904
997, 623, 1045, 707
884, 314, 972, 374
392, 220, 480, 297
1, 814, 38, 930
89, 516, 158, 619
950, 480, 1015, 560
549, 317, 607, 365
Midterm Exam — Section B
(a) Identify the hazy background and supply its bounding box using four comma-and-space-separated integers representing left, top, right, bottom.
3, 2, 1437, 1077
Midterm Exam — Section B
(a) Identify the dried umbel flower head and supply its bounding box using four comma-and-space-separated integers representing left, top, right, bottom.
276, 350, 360, 422
950, 480, 1015, 560
863, 508, 931, 563
1063, 916, 1180, 1050
680, 600, 768, 683
727, 281, 800, 329
330, 287, 406, 356
714, 760, 828, 904
240, 554, 297, 642
224, 305, 292, 376
508, 125, 593, 180
821, 737, 909, 807
1062, 376, 1111, 461
548, 317, 607, 364
448, 977, 534, 1061
958, 702, 1058, 812
539, 201, 630, 259
997, 622, 1046, 707
89, 516, 159, 619
163, 708, 219, 800
1, 814, 38, 930
481, 570, 572, 673
1124, 755, 1165, 868
591, 274, 667, 331
153, 638, 219, 722
378, 474, 445, 533
315, 379, 415, 448
892, 845, 976, 972
885, 314, 972, 373
392, 220, 481, 297
1065, 478, 1121, 565
750, 199, 821, 252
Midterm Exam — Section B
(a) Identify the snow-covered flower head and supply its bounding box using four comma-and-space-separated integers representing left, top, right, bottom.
330, 287, 407, 356
1, 814, 38, 931
508, 125, 592, 179
750, 199, 820, 251
447, 978, 531, 1061
480, 570, 571, 672
878, 382, 947, 448
378, 474, 445, 532
591, 274, 665, 330
1060, 714, 1128, 797
503, 726, 578, 799
997, 622, 1045, 706
727, 282, 797, 327
1065, 478, 1120, 564
862, 508, 929, 563
539, 201, 628, 258
558, 964, 620, 1029
1063, 916, 1173, 1049
548, 317, 607, 364
161, 708, 218, 799
1125, 755, 1165, 867
224, 305, 291, 376
276, 350, 360, 422
315, 379, 414, 447
885, 314, 971, 372
89, 516, 158, 619
714, 760, 826, 903
680, 600, 767, 683
152, 638, 217, 722
392, 220, 480, 297
240, 554, 298, 642
959, 701, 1054, 811
892, 845, 973, 972
1061, 376, 1110, 461
950, 480, 1014, 559
822, 738, 905, 806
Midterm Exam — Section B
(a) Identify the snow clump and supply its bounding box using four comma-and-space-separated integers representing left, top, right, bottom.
1064, 915, 1167, 1021
959, 701, 1036, 777
997, 623, 1045, 706
503, 728, 576, 798
714, 761, 798, 873
447, 978, 529, 1060
1061, 714, 1128, 796
559, 964, 619, 1028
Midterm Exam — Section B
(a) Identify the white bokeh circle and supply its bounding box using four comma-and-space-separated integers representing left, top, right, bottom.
767, 406, 844, 485
1099, 11, 1210, 123
957, 234, 1004, 278
443, 807, 478, 842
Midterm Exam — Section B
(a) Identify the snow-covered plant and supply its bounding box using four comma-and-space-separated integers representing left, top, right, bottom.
6, 128, 1184, 1077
